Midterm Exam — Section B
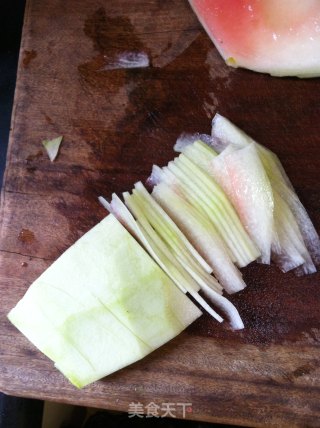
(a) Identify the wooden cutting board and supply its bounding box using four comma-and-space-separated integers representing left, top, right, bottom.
0, 0, 319, 426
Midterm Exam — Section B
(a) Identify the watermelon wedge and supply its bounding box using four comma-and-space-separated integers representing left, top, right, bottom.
189, 0, 320, 77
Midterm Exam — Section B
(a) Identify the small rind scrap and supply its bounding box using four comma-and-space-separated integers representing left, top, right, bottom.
42, 136, 63, 161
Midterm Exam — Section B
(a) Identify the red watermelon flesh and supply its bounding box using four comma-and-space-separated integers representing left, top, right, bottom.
189, 0, 320, 77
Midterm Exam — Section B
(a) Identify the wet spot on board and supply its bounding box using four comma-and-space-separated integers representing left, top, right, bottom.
44, 114, 53, 124
78, 8, 220, 171
23, 50, 37, 67
78, 7, 320, 349
26, 150, 43, 162
26, 166, 37, 174
18, 229, 35, 244
83, 8, 145, 55
282, 362, 319, 383
79, 8, 149, 92
165, 41, 173, 52
112, 33, 233, 170
189, 262, 320, 348
53, 192, 105, 249
79, 11, 229, 176
23, 347, 40, 358
291, 363, 316, 378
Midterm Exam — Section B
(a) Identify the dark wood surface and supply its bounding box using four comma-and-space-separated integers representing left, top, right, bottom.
0, 0, 319, 426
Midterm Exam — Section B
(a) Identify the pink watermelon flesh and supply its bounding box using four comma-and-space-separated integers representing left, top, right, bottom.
189, 0, 320, 77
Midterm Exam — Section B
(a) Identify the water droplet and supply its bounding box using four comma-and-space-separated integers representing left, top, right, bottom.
18, 229, 35, 243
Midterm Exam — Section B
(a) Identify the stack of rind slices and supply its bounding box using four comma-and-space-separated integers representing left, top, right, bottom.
100, 113, 320, 331
8, 114, 320, 388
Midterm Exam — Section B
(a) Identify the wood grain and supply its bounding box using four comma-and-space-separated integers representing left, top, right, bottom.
0, 0, 319, 426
